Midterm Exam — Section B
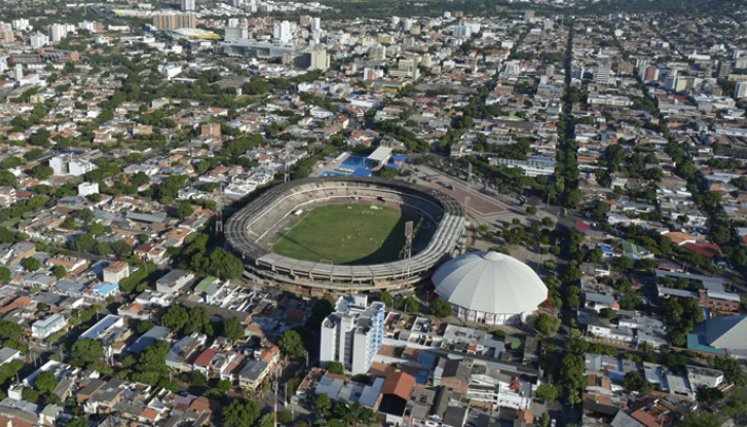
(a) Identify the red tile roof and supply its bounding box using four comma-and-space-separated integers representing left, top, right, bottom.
194, 348, 217, 367
381, 371, 416, 401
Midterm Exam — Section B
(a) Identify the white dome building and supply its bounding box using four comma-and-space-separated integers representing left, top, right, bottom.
432, 251, 548, 326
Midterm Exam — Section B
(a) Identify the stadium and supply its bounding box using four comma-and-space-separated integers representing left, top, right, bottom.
225, 177, 466, 291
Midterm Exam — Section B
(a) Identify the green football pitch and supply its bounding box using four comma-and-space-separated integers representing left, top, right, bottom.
272, 204, 416, 265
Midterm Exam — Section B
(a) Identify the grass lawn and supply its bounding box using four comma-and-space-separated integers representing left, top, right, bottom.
272, 204, 415, 265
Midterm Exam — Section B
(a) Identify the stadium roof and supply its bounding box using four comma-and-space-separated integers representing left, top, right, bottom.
705, 315, 747, 349
433, 251, 547, 315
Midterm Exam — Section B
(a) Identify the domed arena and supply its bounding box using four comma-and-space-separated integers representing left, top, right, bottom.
432, 251, 548, 325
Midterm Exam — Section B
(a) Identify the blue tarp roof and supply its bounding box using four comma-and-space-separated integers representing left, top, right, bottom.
392, 154, 407, 162
385, 163, 399, 169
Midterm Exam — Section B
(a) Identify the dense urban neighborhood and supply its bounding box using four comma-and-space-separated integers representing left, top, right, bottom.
0, 0, 745, 426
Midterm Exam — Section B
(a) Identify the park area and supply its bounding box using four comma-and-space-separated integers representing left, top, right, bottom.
272, 204, 416, 265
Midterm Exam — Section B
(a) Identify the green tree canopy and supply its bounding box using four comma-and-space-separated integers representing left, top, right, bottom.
278, 329, 306, 359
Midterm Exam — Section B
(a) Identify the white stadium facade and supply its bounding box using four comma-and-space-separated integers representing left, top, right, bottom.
432, 251, 548, 326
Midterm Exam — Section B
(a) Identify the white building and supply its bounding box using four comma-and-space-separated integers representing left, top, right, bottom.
735, 81, 747, 100
273, 20, 292, 43
48, 24, 74, 42
181, 0, 195, 12
320, 295, 385, 375
50, 155, 97, 177
78, 182, 99, 196
30, 32, 50, 49
159, 64, 183, 80
32, 314, 68, 339
12, 19, 30, 31
433, 251, 548, 326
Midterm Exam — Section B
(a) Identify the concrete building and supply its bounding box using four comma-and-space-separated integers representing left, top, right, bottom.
0, 187, 16, 207
273, 20, 292, 43
308, 48, 330, 71
180, 0, 195, 12
152, 13, 197, 31
50, 155, 97, 177
320, 295, 385, 375
31, 314, 68, 339
30, 32, 50, 49
77, 182, 99, 196
103, 261, 130, 284
735, 81, 747, 99
155, 269, 195, 295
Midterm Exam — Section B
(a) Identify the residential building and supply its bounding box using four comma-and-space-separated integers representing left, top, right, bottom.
155, 269, 195, 295
319, 295, 385, 375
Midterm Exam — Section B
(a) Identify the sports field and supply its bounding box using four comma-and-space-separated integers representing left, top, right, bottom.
272, 204, 415, 265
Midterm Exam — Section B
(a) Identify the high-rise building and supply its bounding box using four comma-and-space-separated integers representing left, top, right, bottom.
0, 56, 7, 74
48, 24, 73, 42
643, 65, 659, 82
717, 61, 731, 79
369, 44, 386, 60
309, 48, 329, 71
389, 57, 420, 80
594, 63, 611, 85
273, 20, 292, 43
152, 13, 197, 30
311, 17, 321, 32
319, 296, 385, 375
14, 64, 23, 81
181, 0, 195, 12
30, 32, 49, 49
735, 81, 747, 99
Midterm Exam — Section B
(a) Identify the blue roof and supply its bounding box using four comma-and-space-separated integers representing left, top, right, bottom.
385, 163, 399, 169
351, 167, 373, 177
93, 283, 118, 295
393, 154, 407, 162
687, 332, 725, 355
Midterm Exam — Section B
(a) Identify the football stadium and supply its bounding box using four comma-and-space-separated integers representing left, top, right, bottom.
225, 177, 466, 291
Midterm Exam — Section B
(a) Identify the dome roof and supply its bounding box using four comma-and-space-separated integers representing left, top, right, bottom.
433, 251, 548, 315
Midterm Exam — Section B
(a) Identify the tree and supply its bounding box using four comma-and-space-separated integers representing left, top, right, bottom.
22, 257, 40, 272
314, 393, 332, 418
34, 371, 57, 395
206, 248, 244, 279
221, 317, 244, 342
258, 413, 275, 427
71, 339, 104, 364
217, 379, 232, 391
326, 361, 345, 375
278, 329, 306, 359
623, 371, 653, 395
560, 354, 585, 406
52, 266, 67, 279
30, 165, 53, 180
176, 201, 194, 219
0, 267, 10, 283
379, 291, 393, 307
430, 297, 452, 318
221, 399, 260, 427
696, 387, 723, 405
183, 306, 213, 336
678, 412, 721, 427
379, 167, 398, 180
535, 383, 559, 402
535, 313, 561, 336
162, 305, 189, 333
